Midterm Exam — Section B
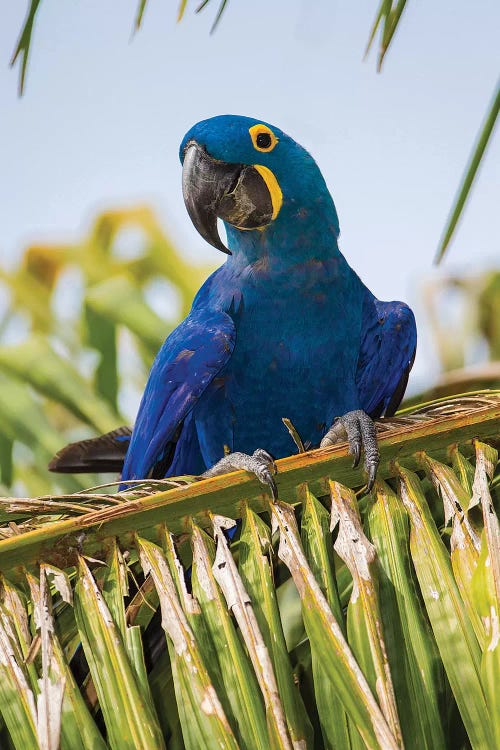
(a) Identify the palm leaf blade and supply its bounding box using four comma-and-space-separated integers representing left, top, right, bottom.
367, 480, 446, 750
396, 465, 493, 749
435, 84, 500, 264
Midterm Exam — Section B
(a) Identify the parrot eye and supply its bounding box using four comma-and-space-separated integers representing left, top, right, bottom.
249, 124, 278, 153
257, 133, 271, 149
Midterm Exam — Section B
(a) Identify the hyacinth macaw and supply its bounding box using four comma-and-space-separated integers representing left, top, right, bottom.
50, 115, 416, 498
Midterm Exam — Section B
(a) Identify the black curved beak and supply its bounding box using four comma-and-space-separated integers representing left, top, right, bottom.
182, 141, 275, 254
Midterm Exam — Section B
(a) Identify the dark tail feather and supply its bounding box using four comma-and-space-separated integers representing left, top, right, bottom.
48, 426, 132, 474
383, 349, 416, 418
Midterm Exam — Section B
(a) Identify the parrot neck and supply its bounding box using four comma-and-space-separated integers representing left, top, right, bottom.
224, 185, 341, 268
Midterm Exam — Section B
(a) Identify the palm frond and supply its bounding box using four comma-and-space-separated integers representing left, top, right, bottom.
9, 0, 41, 95
135, 0, 150, 30
435, 84, 500, 264
0, 392, 498, 748
0, 392, 498, 574
364, 0, 409, 71
0, 391, 500, 750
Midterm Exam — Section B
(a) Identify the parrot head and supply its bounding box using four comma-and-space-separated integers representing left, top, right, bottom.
180, 115, 339, 255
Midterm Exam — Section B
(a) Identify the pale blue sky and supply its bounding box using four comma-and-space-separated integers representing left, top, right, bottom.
1, 1, 499, 398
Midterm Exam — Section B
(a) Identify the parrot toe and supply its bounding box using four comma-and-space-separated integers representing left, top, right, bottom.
202, 449, 278, 500
321, 410, 380, 492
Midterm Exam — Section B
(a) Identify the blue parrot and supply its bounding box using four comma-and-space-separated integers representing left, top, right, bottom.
50, 115, 416, 499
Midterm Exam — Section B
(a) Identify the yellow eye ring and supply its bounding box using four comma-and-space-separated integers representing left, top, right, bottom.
249, 124, 278, 153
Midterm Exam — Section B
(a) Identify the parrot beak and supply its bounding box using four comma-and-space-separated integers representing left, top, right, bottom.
182, 141, 276, 254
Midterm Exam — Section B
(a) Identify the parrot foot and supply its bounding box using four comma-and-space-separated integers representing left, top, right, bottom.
202, 449, 278, 500
320, 410, 379, 492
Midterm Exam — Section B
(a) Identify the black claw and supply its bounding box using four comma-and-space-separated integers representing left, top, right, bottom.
252, 449, 278, 499
267, 475, 278, 502
351, 442, 361, 469
366, 463, 377, 493
260, 467, 278, 501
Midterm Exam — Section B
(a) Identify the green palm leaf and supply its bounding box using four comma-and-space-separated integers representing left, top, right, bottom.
0, 392, 498, 748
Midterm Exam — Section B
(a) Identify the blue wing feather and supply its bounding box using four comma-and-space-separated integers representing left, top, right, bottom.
356, 291, 417, 417
122, 308, 235, 481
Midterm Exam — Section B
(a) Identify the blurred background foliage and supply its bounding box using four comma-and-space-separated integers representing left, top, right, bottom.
405, 270, 500, 405
0, 206, 498, 497
0, 208, 214, 496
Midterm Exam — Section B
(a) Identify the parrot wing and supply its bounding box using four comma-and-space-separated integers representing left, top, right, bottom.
356, 294, 417, 418
121, 308, 236, 481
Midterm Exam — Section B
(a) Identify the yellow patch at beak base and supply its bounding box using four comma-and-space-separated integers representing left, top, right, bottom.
253, 164, 283, 220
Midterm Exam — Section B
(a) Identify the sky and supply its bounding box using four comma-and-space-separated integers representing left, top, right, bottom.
1, 0, 499, 399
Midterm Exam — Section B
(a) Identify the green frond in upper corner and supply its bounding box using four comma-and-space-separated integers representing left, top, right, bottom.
195, 0, 229, 33
364, 0, 408, 71
434, 83, 500, 265
11, 0, 231, 94
135, 0, 149, 30
363, 4, 498, 265
10, 0, 42, 95
177, 0, 188, 23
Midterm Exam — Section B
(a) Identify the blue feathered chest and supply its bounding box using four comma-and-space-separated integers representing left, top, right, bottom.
193, 253, 364, 460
